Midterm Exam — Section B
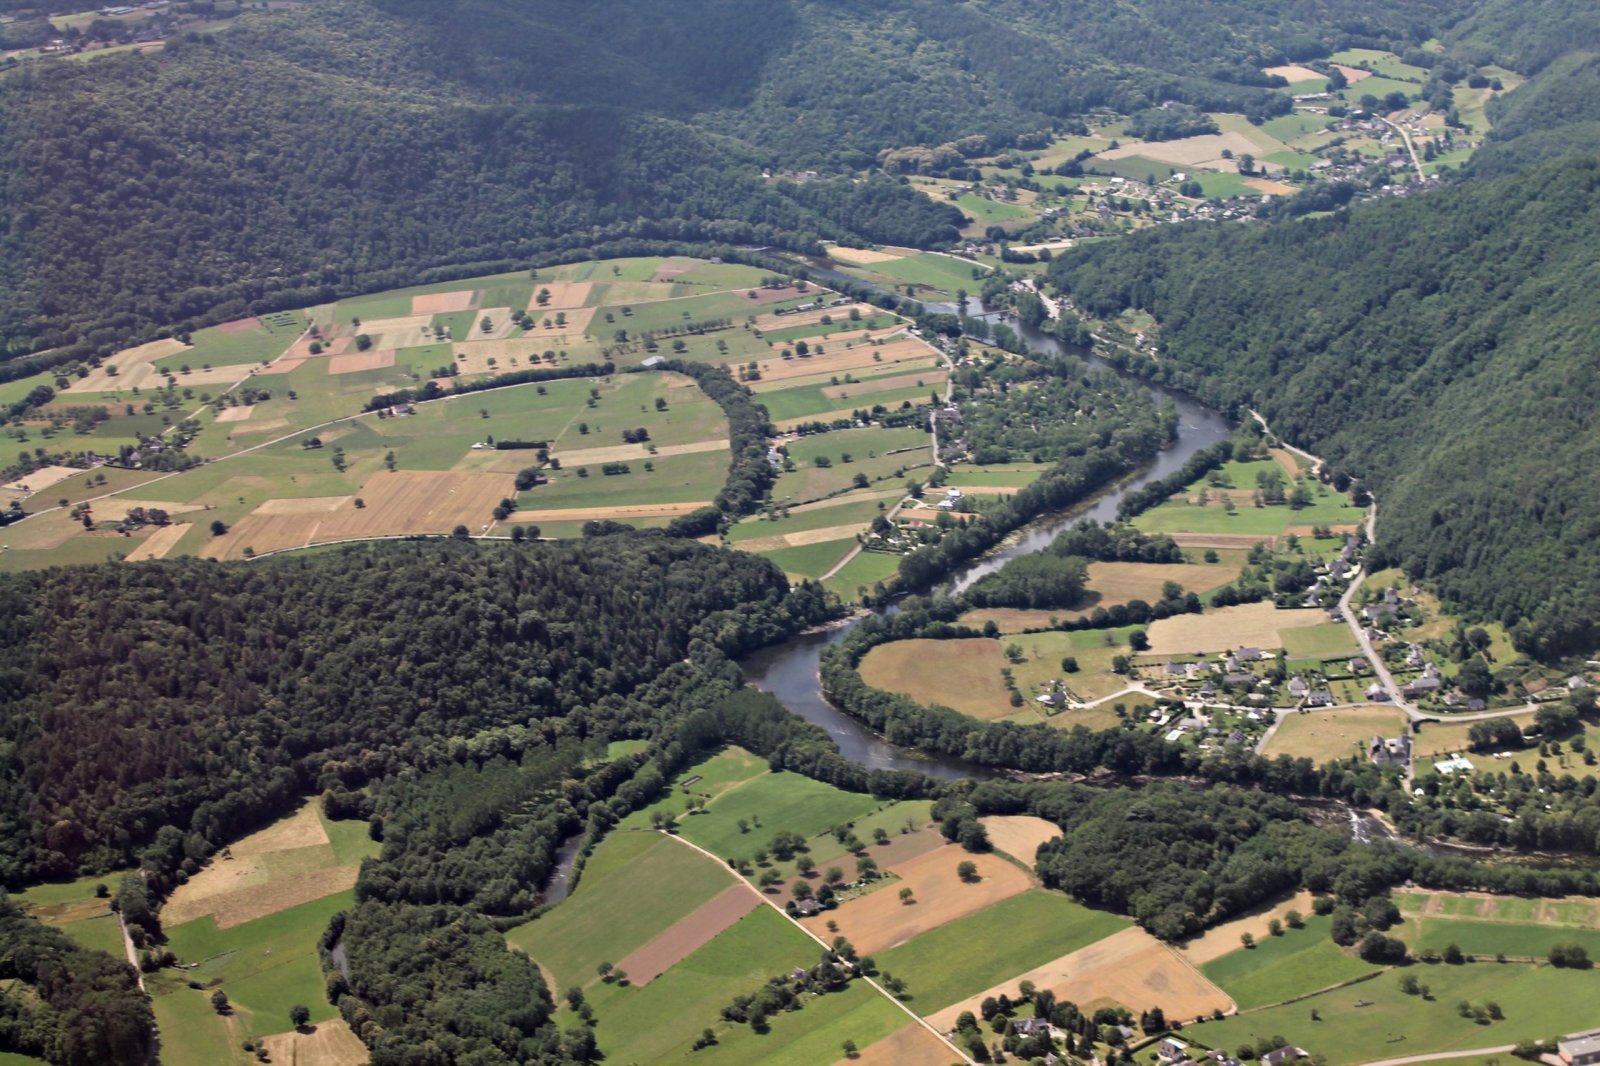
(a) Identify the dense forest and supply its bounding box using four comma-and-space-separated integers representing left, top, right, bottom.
1050, 156, 1600, 656
0, 0, 1478, 358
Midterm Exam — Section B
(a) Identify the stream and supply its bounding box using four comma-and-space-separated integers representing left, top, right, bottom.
739, 312, 1233, 779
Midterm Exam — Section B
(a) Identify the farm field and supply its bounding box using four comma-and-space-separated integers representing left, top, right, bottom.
1144, 603, 1330, 656
824, 550, 905, 602
1263, 706, 1410, 764
960, 560, 1233, 633
1199, 917, 1379, 1009
876, 890, 1130, 1014
1403, 915, 1600, 961
929, 926, 1232, 1031
1180, 891, 1317, 964
1281, 622, 1361, 659
505, 830, 739, 990
1195, 962, 1600, 1066
979, 815, 1060, 865
801, 845, 1033, 955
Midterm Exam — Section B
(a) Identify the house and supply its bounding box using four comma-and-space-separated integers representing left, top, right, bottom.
1158, 1039, 1190, 1063
1307, 690, 1334, 707
1363, 602, 1398, 624
640, 355, 666, 369
1223, 655, 1241, 672
1404, 645, 1425, 670
1198, 683, 1217, 700
1013, 1017, 1052, 1038
1237, 647, 1264, 662
1559, 1033, 1600, 1066
1371, 735, 1412, 768
794, 898, 822, 916
1434, 754, 1474, 775
1165, 662, 1189, 678
1402, 676, 1441, 698
1225, 673, 1255, 686
1288, 676, 1309, 699
1037, 691, 1068, 708
1569, 675, 1594, 691
1348, 658, 1369, 675
1207, 1052, 1245, 1066
1227, 729, 1248, 747
1261, 1049, 1308, 1066
1366, 683, 1390, 701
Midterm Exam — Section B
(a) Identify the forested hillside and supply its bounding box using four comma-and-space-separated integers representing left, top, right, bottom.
0, 536, 828, 886
1, 0, 1470, 359
1050, 156, 1600, 657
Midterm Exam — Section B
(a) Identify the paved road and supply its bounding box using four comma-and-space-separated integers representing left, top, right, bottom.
659, 831, 976, 1064
1352, 1043, 1515, 1066
1381, 115, 1427, 182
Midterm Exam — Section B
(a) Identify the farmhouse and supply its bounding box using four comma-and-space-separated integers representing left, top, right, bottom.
1287, 676, 1309, 698
1012, 1017, 1053, 1038
1559, 1033, 1600, 1065
1158, 1039, 1190, 1063
1434, 754, 1474, 775
1307, 690, 1334, 707
1261, 1049, 1308, 1066
1370, 735, 1411, 768
1037, 691, 1068, 708
1366, 683, 1390, 701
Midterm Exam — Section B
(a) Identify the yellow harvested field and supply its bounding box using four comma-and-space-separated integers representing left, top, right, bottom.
735, 523, 865, 553
754, 338, 934, 385
254, 496, 354, 515
361, 313, 436, 350
1145, 603, 1327, 654
860, 638, 1010, 720
163, 804, 359, 929
754, 354, 941, 396
123, 523, 191, 562
553, 438, 729, 466
70, 339, 255, 391
980, 815, 1059, 865
213, 405, 256, 423
228, 416, 290, 436
91, 498, 202, 521
1, 465, 83, 501
1100, 130, 1262, 168
258, 357, 307, 376
507, 501, 713, 523
1179, 890, 1316, 964
1265, 64, 1324, 82
1085, 561, 1230, 604
411, 289, 475, 314
1269, 447, 1302, 477
831, 1022, 953, 1066
525, 305, 596, 338
826, 245, 915, 265
528, 280, 594, 310
1245, 177, 1297, 196
1263, 705, 1410, 764
1333, 63, 1372, 83
206, 470, 514, 559
0, 510, 85, 550
260, 1019, 369, 1066
803, 846, 1032, 955
328, 349, 396, 374
929, 927, 1232, 1032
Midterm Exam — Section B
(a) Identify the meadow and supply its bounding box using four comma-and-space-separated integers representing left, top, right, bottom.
1263, 706, 1410, 764
1200, 917, 1379, 1009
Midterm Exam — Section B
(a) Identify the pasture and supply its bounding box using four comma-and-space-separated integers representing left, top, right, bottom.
979, 815, 1060, 865
1196, 962, 1600, 1066
1199, 916, 1379, 1009
876, 890, 1130, 1013
1263, 706, 1410, 764
1281, 622, 1360, 659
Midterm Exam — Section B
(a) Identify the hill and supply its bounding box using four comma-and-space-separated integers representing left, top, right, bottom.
1, 0, 1470, 360
1050, 155, 1600, 657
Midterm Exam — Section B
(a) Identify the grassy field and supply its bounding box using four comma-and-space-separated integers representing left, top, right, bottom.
1282, 623, 1361, 659
1195, 962, 1600, 1065
1263, 706, 1410, 763
685, 979, 910, 1066
876, 891, 1129, 1013
1405, 917, 1600, 961
824, 550, 904, 602
1200, 917, 1379, 1010
576, 906, 819, 1064
672, 771, 882, 863
1145, 603, 1330, 656
506, 831, 737, 989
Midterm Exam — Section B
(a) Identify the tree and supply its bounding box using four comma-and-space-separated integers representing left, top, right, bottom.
842, 1038, 858, 1058
796, 855, 816, 876
597, 961, 613, 981
210, 989, 230, 1014
452, 524, 470, 540
209, 520, 228, 536
1240, 932, 1255, 949
957, 860, 978, 882
1268, 918, 1282, 936
825, 866, 844, 885
290, 1004, 311, 1029
899, 887, 914, 904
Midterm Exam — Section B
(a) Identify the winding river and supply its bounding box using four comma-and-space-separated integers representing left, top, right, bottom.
739, 314, 1233, 780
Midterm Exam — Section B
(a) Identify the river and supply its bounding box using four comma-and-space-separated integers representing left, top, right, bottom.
740, 311, 1233, 779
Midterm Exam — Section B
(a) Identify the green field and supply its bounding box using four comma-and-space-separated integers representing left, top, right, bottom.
1193, 171, 1264, 199
577, 906, 819, 1064
761, 539, 858, 579
1406, 917, 1600, 961
824, 550, 905, 602
1195, 962, 1600, 1065
507, 831, 737, 989
1281, 624, 1361, 659
152, 980, 244, 1066
674, 771, 883, 863
687, 978, 910, 1066
877, 891, 1130, 1012
1200, 917, 1380, 1009
728, 497, 888, 544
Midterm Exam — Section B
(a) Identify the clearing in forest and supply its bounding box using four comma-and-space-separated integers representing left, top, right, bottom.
259, 1019, 369, 1066
979, 815, 1059, 865
801, 845, 1032, 955
1179, 890, 1316, 964
929, 926, 1232, 1031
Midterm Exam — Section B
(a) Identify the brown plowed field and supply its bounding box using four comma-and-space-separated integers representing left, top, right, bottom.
412, 290, 475, 314
755, 338, 935, 384
206, 470, 513, 559
216, 317, 264, 334
928, 926, 1232, 1031
615, 885, 761, 986
806, 827, 945, 883
831, 1022, 951, 1065
1179, 890, 1316, 964
755, 302, 879, 331
979, 816, 1059, 865
507, 501, 712, 523
802, 846, 1031, 955
527, 281, 594, 311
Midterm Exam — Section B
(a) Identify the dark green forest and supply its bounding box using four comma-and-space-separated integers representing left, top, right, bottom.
1050, 156, 1600, 656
